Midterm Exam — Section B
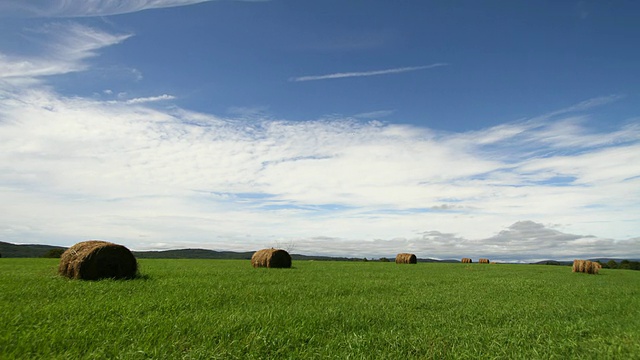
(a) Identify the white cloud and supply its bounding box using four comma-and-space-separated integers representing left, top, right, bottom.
290, 63, 448, 82
1, 0, 267, 18
0, 22, 638, 261
0, 23, 131, 79
124, 94, 176, 104
353, 110, 395, 119
0, 0, 213, 18
1, 80, 639, 260
288, 220, 640, 262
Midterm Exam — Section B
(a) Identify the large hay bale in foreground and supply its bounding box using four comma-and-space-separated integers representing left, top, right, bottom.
479, 258, 490, 264
251, 248, 292, 268
461, 258, 472, 263
58, 240, 138, 280
395, 253, 417, 264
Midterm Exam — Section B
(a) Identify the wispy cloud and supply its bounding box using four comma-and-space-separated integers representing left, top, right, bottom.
353, 110, 395, 119
124, 94, 176, 104
1, 0, 267, 18
0, 0, 214, 18
103, 93, 176, 105
290, 63, 448, 82
0, 23, 130, 79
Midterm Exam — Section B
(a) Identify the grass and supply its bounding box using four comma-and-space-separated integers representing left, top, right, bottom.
1, 259, 639, 359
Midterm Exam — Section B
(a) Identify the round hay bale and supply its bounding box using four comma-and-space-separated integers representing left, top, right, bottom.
572, 259, 583, 273
461, 258, 472, 264
251, 248, 291, 268
479, 258, 490, 264
592, 261, 602, 274
585, 260, 601, 275
395, 253, 417, 264
58, 240, 138, 280
578, 259, 587, 273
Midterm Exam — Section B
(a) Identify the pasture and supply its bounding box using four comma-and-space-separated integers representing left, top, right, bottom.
1, 259, 639, 359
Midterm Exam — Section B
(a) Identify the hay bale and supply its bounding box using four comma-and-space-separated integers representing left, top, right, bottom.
579, 260, 587, 273
585, 260, 601, 275
593, 262, 602, 274
251, 248, 292, 268
461, 258, 472, 263
395, 253, 417, 264
58, 240, 138, 280
572, 259, 600, 275
479, 258, 490, 264
572, 259, 581, 272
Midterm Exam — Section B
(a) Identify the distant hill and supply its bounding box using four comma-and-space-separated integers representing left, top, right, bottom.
3, 241, 635, 263
0, 241, 375, 261
533, 260, 573, 266
421, 258, 460, 263
0, 241, 66, 258
532, 258, 640, 266
133, 248, 254, 260
134, 249, 372, 261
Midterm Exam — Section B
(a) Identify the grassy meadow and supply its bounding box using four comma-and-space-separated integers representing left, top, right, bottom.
1, 258, 639, 359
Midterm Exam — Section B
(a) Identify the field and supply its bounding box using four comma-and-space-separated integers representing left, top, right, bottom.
1, 259, 639, 359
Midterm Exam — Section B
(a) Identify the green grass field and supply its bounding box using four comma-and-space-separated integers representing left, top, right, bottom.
1, 259, 639, 359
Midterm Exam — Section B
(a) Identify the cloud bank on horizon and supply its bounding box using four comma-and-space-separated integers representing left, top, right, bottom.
1, 2, 639, 262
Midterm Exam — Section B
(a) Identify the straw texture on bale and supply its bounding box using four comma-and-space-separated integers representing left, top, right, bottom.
461, 258, 472, 263
572, 259, 601, 275
395, 253, 417, 264
251, 248, 292, 268
58, 240, 138, 280
572, 259, 582, 272
479, 258, 490, 264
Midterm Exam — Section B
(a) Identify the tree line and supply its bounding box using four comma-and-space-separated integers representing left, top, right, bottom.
599, 259, 640, 271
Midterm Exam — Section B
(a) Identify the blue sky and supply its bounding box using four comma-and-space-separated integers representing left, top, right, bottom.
1, 0, 639, 261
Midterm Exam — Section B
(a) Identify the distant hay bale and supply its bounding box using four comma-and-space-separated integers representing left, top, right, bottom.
58, 240, 138, 280
572, 259, 600, 275
395, 253, 417, 264
251, 248, 292, 268
479, 258, 490, 264
490, 261, 497, 264
461, 258, 472, 263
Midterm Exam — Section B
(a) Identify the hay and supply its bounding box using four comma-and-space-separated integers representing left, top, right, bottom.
461, 258, 472, 263
58, 240, 138, 280
572, 259, 600, 275
572, 259, 583, 273
395, 253, 417, 264
586, 261, 602, 275
579, 260, 587, 273
251, 248, 292, 268
479, 258, 490, 264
